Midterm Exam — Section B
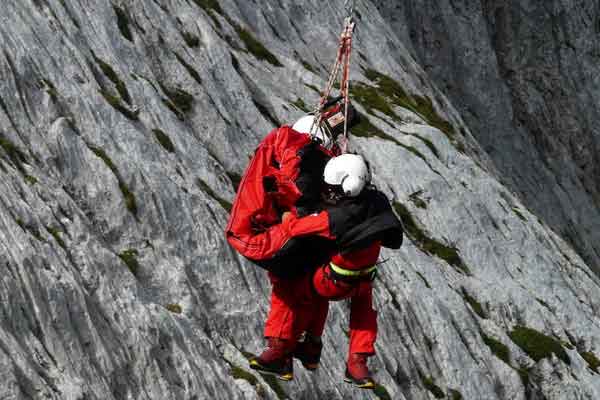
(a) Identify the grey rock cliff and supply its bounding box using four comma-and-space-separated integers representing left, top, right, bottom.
0, 1, 599, 399
373, 0, 600, 272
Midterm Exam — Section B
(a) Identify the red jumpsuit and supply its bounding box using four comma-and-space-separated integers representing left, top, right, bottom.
265, 242, 380, 355
228, 125, 379, 354
226, 126, 334, 261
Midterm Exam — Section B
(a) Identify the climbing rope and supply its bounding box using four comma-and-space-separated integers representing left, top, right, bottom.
310, 1, 356, 154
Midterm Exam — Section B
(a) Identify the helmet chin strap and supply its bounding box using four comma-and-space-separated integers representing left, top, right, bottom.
340, 174, 350, 195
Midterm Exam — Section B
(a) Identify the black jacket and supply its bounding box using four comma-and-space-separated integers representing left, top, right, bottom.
256, 188, 403, 277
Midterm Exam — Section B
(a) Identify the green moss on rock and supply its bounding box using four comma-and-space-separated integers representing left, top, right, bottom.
481, 333, 510, 364
181, 30, 200, 47
350, 82, 400, 121
517, 367, 531, 387
119, 182, 138, 216
422, 376, 445, 398
373, 384, 392, 400
99, 89, 139, 120
580, 351, 600, 373
165, 303, 182, 314
512, 207, 527, 222
89, 146, 138, 216
173, 52, 203, 84
415, 271, 432, 289
304, 83, 321, 94
300, 59, 316, 74
352, 114, 434, 166
39, 79, 58, 102
190, 0, 223, 14
24, 175, 38, 185
152, 129, 175, 153
449, 389, 463, 400
89, 146, 118, 175
233, 23, 282, 67
409, 190, 427, 209
158, 83, 194, 114
118, 249, 140, 277
93, 55, 131, 105
393, 202, 470, 274
19, 221, 42, 241
162, 99, 184, 120
230, 365, 258, 385
351, 115, 391, 139
462, 288, 487, 319
197, 178, 232, 212
508, 326, 570, 365
536, 297, 552, 312
412, 133, 440, 159
0, 134, 27, 173
46, 226, 66, 250
113, 5, 133, 42
260, 374, 287, 399
292, 98, 309, 113
412, 96, 455, 139
359, 69, 459, 144
364, 68, 411, 102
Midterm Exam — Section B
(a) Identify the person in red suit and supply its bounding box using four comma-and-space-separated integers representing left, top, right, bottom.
225, 107, 402, 388
226, 109, 347, 377
251, 154, 400, 389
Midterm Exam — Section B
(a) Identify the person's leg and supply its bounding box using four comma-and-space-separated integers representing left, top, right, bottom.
345, 281, 377, 388
292, 265, 356, 370
348, 281, 377, 355
293, 272, 329, 370
264, 273, 298, 340
252, 273, 298, 380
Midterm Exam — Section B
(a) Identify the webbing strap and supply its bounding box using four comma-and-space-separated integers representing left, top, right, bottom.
329, 262, 376, 277
310, 11, 356, 154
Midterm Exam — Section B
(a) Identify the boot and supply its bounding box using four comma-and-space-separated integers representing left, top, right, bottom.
344, 353, 376, 389
249, 338, 294, 381
293, 333, 323, 371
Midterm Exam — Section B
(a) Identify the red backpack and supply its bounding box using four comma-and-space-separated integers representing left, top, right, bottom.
225, 126, 333, 262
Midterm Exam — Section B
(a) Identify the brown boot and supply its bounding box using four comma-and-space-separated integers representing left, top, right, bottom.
293, 334, 323, 371
344, 353, 376, 389
249, 338, 294, 381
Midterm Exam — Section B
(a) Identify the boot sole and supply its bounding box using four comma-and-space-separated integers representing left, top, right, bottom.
249, 359, 294, 381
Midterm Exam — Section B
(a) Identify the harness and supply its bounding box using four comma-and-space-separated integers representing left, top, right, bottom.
329, 261, 377, 280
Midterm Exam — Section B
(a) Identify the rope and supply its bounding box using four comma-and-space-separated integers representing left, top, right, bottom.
310, 3, 356, 154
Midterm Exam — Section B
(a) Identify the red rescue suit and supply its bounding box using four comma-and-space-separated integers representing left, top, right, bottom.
225, 126, 334, 262
226, 126, 401, 356
265, 242, 380, 355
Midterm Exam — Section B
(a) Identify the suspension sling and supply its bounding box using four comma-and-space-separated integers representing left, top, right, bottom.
310, 1, 357, 154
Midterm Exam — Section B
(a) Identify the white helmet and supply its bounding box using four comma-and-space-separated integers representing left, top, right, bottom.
323, 154, 370, 197
292, 115, 331, 147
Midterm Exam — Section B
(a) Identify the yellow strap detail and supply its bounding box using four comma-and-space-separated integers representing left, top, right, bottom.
329, 262, 376, 277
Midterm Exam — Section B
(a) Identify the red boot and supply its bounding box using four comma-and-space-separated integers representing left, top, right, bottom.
249, 338, 294, 381
293, 334, 323, 371
344, 353, 376, 389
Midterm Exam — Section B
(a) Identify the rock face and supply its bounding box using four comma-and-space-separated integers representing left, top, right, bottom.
373, 0, 600, 273
0, 1, 599, 399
